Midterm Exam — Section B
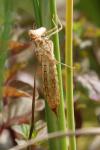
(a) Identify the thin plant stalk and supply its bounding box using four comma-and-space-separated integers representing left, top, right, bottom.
49, 0, 68, 150
39, 0, 68, 149
45, 102, 60, 150
0, 0, 13, 110
32, 0, 42, 27
32, 0, 59, 150
32, 1, 68, 150
39, 1, 60, 150
65, 0, 76, 150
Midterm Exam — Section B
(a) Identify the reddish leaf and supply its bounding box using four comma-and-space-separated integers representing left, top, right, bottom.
3, 86, 31, 98
9, 41, 30, 55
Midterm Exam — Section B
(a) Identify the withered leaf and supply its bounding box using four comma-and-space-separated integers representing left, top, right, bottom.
3, 86, 31, 98
9, 41, 30, 55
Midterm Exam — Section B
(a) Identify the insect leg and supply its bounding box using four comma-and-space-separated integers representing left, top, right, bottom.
49, 58, 76, 70
45, 15, 63, 38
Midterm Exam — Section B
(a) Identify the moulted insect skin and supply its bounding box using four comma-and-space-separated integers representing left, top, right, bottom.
29, 27, 60, 113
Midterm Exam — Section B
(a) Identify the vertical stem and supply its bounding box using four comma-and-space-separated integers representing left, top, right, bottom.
50, 0, 68, 150
65, 0, 76, 150
27, 74, 36, 150
32, 1, 68, 150
32, 0, 42, 27
28, 74, 36, 139
45, 102, 60, 150
39, 1, 60, 150
32, 1, 59, 150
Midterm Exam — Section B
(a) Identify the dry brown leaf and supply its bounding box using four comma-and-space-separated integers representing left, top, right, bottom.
3, 86, 31, 98
9, 41, 30, 55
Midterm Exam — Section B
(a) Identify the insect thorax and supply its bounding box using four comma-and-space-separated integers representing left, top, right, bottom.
33, 37, 54, 62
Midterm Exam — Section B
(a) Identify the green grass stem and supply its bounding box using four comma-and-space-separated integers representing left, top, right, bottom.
49, 0, 68, 150
32, 0, 42, 27
65, 0, 76, 149
39, 1, 61, 150
32, 1, 59, 150
32, 1, 68, 150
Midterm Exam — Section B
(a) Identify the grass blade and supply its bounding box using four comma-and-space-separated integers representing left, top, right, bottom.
65, 0, 76, 149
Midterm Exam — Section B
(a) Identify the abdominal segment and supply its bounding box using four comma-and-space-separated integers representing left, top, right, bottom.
42, 56, 60, 111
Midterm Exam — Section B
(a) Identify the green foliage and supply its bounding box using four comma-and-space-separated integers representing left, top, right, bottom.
75, 0, 100, 26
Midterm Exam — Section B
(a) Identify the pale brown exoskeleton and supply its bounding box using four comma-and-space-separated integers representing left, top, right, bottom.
28, 26, 61, 113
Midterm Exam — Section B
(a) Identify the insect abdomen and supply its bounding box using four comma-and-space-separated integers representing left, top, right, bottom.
33, 39, 60, 113
42, 56, 60, 112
